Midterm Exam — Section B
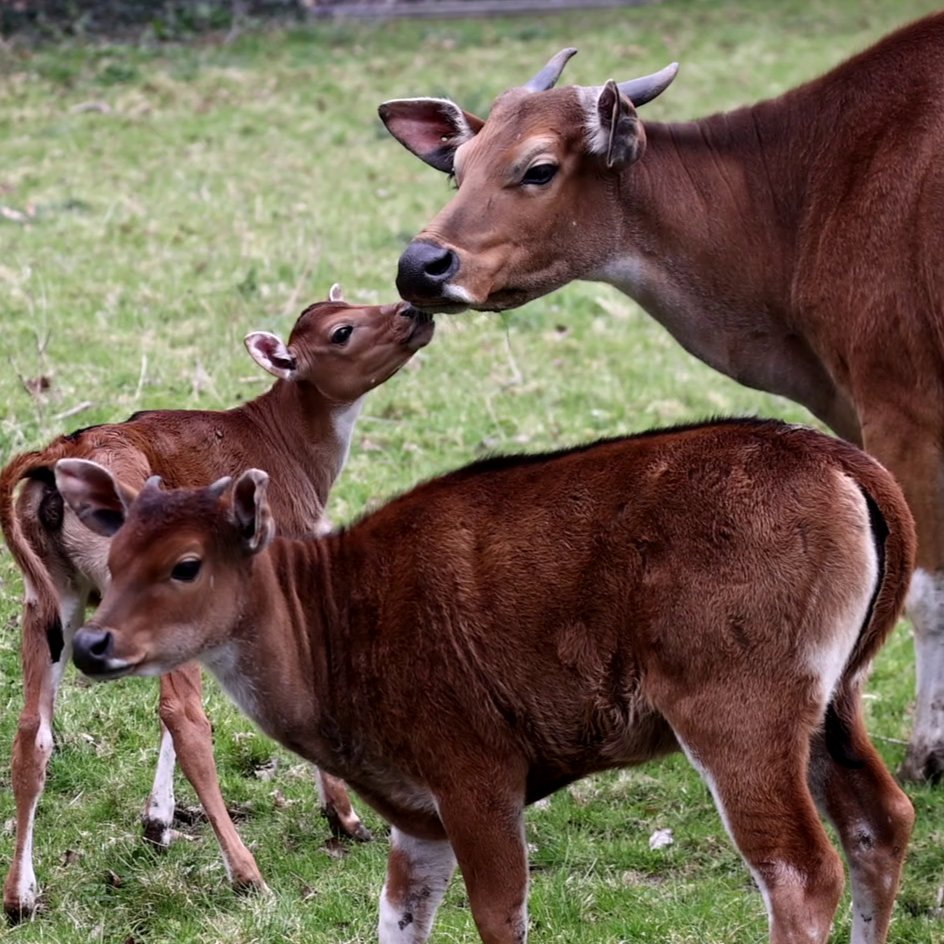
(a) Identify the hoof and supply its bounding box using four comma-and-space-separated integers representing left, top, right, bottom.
231, 872, 267, 895
898, 751, 944, 784
4, 892, 38, 925
323, 806, 372, 843
141, 817, 172, 850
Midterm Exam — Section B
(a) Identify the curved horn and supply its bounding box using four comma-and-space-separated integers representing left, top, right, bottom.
617, 62, 679, 107
523, 47, 578, 92
208, 476, 232, 500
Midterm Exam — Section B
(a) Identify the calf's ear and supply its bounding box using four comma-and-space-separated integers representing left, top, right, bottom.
244, 331, 298, 381
328, 283, 344, 302
229, 468, 275, 554
378, 98, 484, 174
55, 458, 137, 537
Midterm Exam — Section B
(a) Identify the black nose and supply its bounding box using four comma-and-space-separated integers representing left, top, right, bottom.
72, 626, 113, 675
396, 240, 459, 301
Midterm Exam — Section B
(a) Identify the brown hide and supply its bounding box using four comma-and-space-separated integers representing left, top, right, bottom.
71, 419, 915, 944
0, 295, 431, 919
383, 12, 944, 781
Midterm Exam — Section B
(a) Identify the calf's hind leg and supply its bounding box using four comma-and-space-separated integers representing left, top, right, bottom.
808, 689, 913, 944
667, 697, 844, 944
315, 768, 371, 841
4, 586, 85, 922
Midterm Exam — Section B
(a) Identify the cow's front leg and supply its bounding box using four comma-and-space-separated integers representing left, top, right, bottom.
901, 566, 944, 781
378, 827, 455, 943
860, 414, 944, 781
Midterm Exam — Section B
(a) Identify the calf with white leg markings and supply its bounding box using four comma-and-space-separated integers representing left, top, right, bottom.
62, 418, 914, 944
0, 286, 433, 921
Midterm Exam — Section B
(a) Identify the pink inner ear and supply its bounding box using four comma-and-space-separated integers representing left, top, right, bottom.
391, 110, 460, 155
381, 100, 483, 171
248, 334, 281, 364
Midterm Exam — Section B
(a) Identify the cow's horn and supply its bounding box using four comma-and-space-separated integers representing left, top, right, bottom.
617, 62, 680, 106
523, 48, 578, 92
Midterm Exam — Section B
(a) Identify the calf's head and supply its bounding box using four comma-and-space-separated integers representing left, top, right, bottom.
244, 283, 435, 401
381, 51, 677, 312
56, 459, 273, 680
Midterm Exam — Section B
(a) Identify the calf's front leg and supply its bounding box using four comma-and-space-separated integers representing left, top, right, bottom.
156, 665, 265, 890
437, 783, 529, 944
378, 827, 456, 943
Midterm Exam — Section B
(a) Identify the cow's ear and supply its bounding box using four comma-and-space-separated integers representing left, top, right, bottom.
379, 98, 484, 174
583, 80, 646, 170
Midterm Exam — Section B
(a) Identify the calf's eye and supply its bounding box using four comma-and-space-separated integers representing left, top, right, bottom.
171, 558, 202, 582
331, 325, 354, 345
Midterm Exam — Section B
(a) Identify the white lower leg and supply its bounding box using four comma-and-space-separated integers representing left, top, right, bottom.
142, 726, 177, 847
903, 568, 944, 778
378, 828, 456, 944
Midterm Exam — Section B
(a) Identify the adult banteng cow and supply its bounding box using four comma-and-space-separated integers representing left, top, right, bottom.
380, 13, 944, 781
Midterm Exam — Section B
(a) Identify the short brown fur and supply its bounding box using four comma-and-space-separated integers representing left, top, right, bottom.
0, 294, 433, 920
67, 419, 915, 944
382, 12, 944, 781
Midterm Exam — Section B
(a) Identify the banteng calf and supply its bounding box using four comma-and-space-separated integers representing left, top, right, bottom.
1, 287, 434, 920
381, 12, 944, 780
62, 419, 913, 944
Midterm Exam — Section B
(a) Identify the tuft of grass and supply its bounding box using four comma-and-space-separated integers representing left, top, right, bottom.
1, 1, 943, 941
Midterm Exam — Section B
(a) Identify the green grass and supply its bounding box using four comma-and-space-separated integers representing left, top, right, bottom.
2, 1, 944, 941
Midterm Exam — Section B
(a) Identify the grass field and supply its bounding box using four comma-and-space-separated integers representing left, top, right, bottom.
2, 0, 944, 941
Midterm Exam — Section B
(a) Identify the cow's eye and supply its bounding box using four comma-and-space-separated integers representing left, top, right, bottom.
522, 163, 557, 186
171, 558, 201, 582
331, 325, 353, 345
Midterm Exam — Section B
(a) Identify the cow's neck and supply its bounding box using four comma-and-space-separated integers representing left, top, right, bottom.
593, 98, 857, 436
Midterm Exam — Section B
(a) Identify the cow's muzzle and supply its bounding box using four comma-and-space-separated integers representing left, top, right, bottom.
397, 240, 460, 305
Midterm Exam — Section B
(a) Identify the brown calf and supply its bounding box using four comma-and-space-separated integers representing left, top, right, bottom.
380, 12, 944, 780
0, 287, 433, 920
62, 419, 913, 944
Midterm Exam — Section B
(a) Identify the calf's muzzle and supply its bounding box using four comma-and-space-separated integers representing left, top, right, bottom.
72, 626, 115, 676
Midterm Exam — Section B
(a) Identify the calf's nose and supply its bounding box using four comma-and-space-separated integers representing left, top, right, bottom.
396, 240, 458, 301
72, 626, 114, 676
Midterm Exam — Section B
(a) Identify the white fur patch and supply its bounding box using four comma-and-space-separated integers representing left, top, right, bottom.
144, 726, 177, 846
807, 482, 878, 703
378, 828, 456, 944
577, 85, 610, 157
906, 568, 944, 761
331, 400, 364, 476
22, 577, 38, 607
203, 643, 258, 721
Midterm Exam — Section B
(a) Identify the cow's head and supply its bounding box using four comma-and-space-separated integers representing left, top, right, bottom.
380, 50, 677, 312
